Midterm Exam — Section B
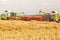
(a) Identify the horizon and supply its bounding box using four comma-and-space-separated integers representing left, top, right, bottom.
0, 0, 60, 15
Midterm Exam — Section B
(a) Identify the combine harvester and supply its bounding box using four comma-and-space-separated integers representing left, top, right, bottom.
0, 10, 46, 21
1, 10, 60, 22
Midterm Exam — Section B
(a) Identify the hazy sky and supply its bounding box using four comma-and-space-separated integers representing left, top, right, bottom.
0, 0, 60, 15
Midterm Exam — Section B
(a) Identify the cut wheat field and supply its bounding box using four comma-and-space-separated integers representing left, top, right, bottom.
0, 20, 60, 40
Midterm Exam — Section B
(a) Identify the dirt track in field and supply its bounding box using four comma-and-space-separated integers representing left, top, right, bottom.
0, 20, 60, 40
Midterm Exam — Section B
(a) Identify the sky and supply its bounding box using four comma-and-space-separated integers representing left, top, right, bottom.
0, 0, 60, 15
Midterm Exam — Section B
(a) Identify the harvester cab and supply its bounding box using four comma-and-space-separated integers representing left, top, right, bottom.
9, 12, 16, 20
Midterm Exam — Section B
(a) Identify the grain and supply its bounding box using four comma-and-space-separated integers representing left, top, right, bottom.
0, 20, 59, 40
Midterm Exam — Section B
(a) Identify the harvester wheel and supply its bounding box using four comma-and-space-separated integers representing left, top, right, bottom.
1, 18, 5, 20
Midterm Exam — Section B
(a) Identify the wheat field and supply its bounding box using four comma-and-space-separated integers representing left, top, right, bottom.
0, 20, 60, 40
